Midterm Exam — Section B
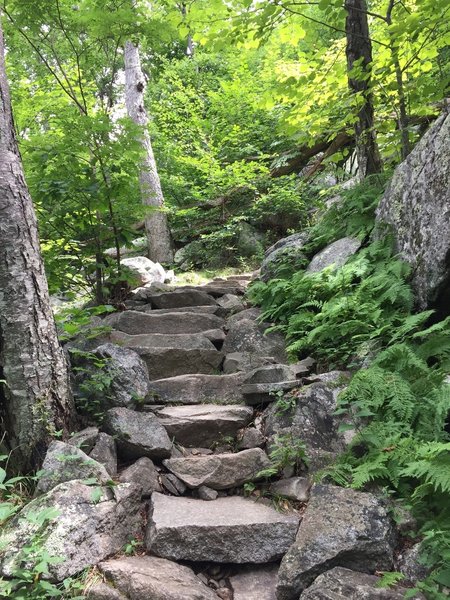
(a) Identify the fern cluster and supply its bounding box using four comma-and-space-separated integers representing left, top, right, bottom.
250, 175, 450, 595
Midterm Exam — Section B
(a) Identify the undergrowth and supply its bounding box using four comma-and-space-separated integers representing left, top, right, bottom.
250, 176, 450, 596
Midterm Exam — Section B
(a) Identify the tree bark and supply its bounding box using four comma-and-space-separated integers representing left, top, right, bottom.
345, 0, 383, 178
124, 40, 173, 264
0, 16, 75, 473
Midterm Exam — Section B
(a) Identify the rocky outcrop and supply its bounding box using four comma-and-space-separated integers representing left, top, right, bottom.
0, 481, 141, 582
276, 484, 395, 599
96, 556, 218, 600
146, 493, 300, 563
376, 112, 450, 309
103, 407, 172, 460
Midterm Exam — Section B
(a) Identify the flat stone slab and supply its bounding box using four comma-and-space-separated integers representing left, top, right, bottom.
132, 305, 220, 315
103, 407, 172, 460
230, 565, 278, 600
98, 555, 217, 600
277, 484, 395, 599
104, 310, 224, 335
148, 289, 218, 309
154, 404, 253, 447
146, 493, 300, 563
109, 330, 216, 350
163, 448, 271, 489
147, 373, 245, 405
301, 567, 425, 599
135, 347, 224, 380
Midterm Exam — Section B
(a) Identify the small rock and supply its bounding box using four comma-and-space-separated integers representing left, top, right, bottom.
36, 441, 110, 495
237, 428, 265, 450
223, 352, 275, 374
216, 294, 246, 317
198, 486, 219, 501
230, 564, 278, 600
67, 427, 99, 453
103, 407, 172, 460
269, 477, 311, 502
161, 473, 187, 496
396, 543, 431, 585
118, 457, 162, 496
89, 433, 117, 476
216, 588, 233, 600
86, 582, 127, 600
301, 566, 425, 599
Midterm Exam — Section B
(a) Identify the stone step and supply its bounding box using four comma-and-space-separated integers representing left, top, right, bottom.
147, 373, 245, 405
109, 330, 220, 350
163, 448, 271, 490
146, 493, 300, 563
104, 310, 224, 335
151, 404, 253, 447
145, 288, 218, 309
129, 304, 221, 315
138, 347, 224, 380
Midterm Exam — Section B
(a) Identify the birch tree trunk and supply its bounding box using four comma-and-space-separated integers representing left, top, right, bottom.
124, 40, 173, 263
345, 0, 383, 178
0, 16, 75, 473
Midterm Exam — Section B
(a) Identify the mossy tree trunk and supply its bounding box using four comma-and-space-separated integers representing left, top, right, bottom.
0, 15, 75, 473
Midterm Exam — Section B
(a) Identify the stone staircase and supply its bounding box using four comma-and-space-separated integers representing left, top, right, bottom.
0, 275, 424, 599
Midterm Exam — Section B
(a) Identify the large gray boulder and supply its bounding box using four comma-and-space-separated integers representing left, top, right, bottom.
147, 373, 245, 405
223, 319, 287, 363
376, 113, 450, 309
223, 352, 275, 374
264, 375, 351, 472
73, 343, 150, 410
230, 565, 278, 600
120, 256, 166, 287
301, 567, 424, 599
0, 481, 141, 582
306, 237, 361, 273
109, 330, 216, 350
261, 233, 309, 282
146, 493, 300, 563
97, 556, 217, 600
36, 441, 111, 494
103, 407, 172, 460
104, 310, 224, 335
163, 448, 271, 489
276, 484, 395, 599
154, 404, 253, 447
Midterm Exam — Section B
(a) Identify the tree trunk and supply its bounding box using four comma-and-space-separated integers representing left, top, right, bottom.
345, 0, 382, 178
0, 16, 75, 473
124, 40, 173, 264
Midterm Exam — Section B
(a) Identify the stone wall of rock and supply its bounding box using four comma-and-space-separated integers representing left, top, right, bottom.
376, 111, 450, 310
